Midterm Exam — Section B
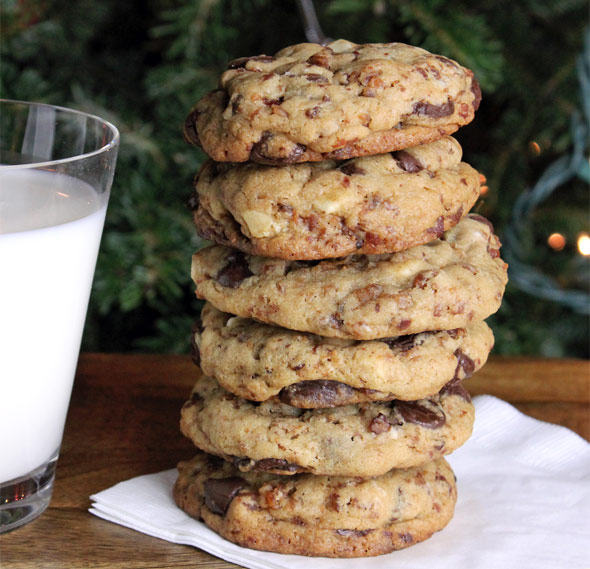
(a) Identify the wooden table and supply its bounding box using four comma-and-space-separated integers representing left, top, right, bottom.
1, 354, 588, 568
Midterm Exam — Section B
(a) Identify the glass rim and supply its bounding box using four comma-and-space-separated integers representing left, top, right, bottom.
0, 98, 120, 171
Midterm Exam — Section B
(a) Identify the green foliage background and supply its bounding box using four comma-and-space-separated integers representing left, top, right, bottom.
2, 0, 588, 357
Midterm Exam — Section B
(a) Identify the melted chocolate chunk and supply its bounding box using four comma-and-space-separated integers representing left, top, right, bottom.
227, 55, 275, 69
231, 94, 243, 114
216, 251, 253, 288
441, 376, 472, 402
252, 458, 301, 473
203, 477, 246, 515
395, 401, 446, 429
399, 532, 413, 544
250, 133, 306, 165
339, 162, 367, 176
279, 380, 356, 408
454, 348, 475, 379
263, 96, 284, 106
382, 333, 419, 352
283, 259, 322, 275
392, 150, 423, 173
412, 100, 455, 118
468, 213, 495, 233
369, 413, 392, 434
426, 216, 445, 238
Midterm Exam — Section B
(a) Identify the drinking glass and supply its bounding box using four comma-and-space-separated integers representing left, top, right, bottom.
0, 100, 119, 532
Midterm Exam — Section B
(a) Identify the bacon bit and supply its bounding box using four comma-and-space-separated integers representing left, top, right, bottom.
398, 319, 412, 330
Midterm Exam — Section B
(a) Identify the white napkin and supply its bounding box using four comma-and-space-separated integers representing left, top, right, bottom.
90, 395, 590, 569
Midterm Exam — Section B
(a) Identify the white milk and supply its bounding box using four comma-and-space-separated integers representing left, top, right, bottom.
0, 169, 108, 482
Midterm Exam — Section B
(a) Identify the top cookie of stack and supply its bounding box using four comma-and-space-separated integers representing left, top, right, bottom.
185, 39, 482, 260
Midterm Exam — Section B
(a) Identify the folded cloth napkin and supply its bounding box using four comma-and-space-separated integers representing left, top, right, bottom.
90, 395, 590, 569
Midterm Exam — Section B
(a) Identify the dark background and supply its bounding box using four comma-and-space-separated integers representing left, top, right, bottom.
2, 0, 588, 357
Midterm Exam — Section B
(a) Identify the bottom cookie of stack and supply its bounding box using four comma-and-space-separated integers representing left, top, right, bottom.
174, 451, 457, 558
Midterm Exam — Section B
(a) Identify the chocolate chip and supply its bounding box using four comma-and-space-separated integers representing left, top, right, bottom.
369, 413, 391, 434
227, 55, 275, 69
216, 251, 253, 288
392, 150, 423, 172
412, 100, 455, 118
279, 380, 357, 408
203, 477, 246, 515
395, 401, 446, 429
339, 163, 366, 176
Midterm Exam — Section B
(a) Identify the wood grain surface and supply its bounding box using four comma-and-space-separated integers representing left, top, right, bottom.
1, 353, 588, 568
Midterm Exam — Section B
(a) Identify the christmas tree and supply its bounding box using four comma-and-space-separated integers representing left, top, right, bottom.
2, 0, 588, 357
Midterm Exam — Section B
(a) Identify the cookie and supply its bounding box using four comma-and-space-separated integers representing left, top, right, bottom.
184, 39, 481, 163
180, 371, 474, 476
190, 136, 481, 259
191, 215, 508, 340
194, 303, 494, 405
174, 452, 457, 558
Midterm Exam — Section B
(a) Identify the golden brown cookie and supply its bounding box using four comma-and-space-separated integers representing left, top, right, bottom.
193, 303, 494, 404
185, 40, 481, 163
180, 371, 474, 477
191, 215, 508, 340
174, 452, 457, 558
190, 136, 480, 259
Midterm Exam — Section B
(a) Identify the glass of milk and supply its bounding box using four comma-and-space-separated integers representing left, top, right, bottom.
0, 100, 119, 532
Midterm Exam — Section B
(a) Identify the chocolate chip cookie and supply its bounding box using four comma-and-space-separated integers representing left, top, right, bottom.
185, 39, 481, 163
174, 452, 457, 557
191, 215, 508, 340
193, 303, 494, 404
180, 371, 474, 477
190, 136, 480, 259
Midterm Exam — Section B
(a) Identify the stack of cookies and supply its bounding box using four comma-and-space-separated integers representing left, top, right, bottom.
175, 39, 508, 558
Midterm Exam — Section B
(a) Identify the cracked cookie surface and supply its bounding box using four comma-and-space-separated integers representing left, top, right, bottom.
180, 371, 474, 476
174, 452, 457, 558
190, 136, 480, 259
185, 39, 481, 163
194, 303, 494, 404
191, 215, 508, 340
